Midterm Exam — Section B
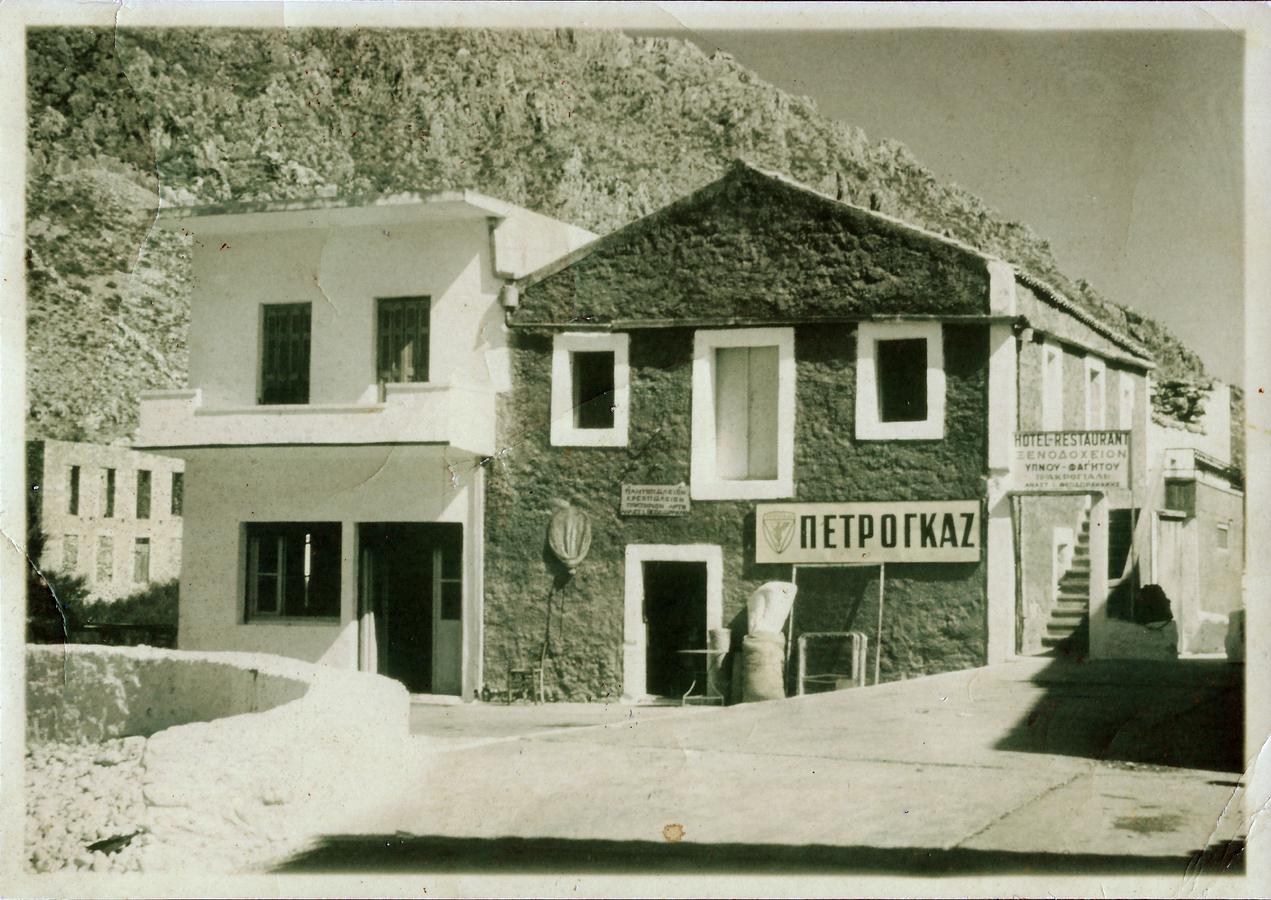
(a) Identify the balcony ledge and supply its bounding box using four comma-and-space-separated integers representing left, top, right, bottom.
137, 384, 496, 456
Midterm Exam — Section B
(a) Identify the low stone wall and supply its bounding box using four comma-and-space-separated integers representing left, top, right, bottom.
26, 644, 418, 872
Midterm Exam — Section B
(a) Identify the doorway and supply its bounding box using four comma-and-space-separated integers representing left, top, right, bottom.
358, 523, 463, 695
622, 545, 723, 701
642, 561, 708, 698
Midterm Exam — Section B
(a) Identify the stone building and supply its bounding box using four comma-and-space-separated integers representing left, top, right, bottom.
135, 189, 594, 697
487, 162, 1155, 701
26, 439, 185, 600
1145, 382, 1244, 654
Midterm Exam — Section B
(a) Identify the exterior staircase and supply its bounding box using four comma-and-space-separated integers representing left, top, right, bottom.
1041, 516, 1091, 657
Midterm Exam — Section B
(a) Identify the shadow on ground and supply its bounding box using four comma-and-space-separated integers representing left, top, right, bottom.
272, 834, 1244, 876
994, 657, 1243, 773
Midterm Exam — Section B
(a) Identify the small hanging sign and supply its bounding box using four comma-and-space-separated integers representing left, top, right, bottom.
620, 483, 691, 517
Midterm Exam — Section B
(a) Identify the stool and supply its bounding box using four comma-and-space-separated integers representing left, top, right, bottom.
506, 665, 545, 704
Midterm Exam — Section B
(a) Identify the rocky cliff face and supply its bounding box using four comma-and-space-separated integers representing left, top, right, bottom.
26, 27, 1214, 441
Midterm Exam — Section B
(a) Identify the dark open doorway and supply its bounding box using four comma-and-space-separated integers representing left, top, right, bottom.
358, 523, 463, 695
642, 561, 708, 698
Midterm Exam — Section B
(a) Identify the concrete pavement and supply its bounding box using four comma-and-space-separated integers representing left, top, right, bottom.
277, 656, 1246, 878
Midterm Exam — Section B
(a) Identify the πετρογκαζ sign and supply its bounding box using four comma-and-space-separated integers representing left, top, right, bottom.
621, 483, 691, 516
1012, 430, 1131, 491
754, 501, 981, 564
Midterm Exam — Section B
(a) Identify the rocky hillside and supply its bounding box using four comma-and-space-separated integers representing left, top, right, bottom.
26, 27, 1216, 442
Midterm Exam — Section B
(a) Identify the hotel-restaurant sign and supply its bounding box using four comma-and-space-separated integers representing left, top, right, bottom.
755, 501, 982, 564
1012, 430, 1131, 492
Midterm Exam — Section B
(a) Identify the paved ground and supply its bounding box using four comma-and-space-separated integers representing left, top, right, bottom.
408, 699, 700, 749
278, 656, 1247, 879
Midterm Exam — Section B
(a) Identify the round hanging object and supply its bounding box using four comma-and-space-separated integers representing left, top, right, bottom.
548, 505, 592, 574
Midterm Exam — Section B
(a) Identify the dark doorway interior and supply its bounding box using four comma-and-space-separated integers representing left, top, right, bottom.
643, 561, 708, 698
359, 523, 462, 694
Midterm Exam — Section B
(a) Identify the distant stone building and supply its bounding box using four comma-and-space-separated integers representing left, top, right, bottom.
1145, 382, 1243, 653
26, 440, 185, 600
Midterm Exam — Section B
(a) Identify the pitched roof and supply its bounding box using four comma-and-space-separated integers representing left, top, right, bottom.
516, 159, 992, 291
516, 160, 1151, 362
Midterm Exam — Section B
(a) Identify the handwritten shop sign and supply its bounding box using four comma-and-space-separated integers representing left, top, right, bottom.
755, 501, 981, 564
621, 483, 691, 517
1013, 430, 1131, 492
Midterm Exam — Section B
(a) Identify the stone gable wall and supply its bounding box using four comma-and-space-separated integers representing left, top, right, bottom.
514, 171, 991, 325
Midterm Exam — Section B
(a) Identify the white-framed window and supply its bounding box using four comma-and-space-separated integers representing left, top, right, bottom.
691, 327, 795, 500
1084, 356, 1107, 430
1118, 370, 1135, 431
855, 321, 946, 441
550, 332, 630, 447
1042, 340, 1065, 431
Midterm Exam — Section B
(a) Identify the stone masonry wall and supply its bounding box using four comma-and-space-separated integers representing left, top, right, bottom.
484, 324, 989, 700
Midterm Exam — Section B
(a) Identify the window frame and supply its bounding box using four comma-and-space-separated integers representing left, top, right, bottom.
375, 295, 432, 387
258, 301, 312, 406
1117, 369, 1136, 431
855, 321, 946, 441
103, 468, 116, 518
1084, 355, 1107, 430
170, 471, 184, 516
68, 465, 80, 516
550, 332, 630, 448
132, 537, 151, 584
136, 469, 152, 520
96, 534, 113, 584
243, 522, 342, 623
1041, 340, 1065, 431
691, 327, 795, 501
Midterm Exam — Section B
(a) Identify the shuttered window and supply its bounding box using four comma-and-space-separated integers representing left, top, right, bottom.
376, 296, 430, 385
259, 303, 311, 405
714, 345, 779, 480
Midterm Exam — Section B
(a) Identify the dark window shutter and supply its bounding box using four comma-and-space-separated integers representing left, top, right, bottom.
260, 303, 311, 404
377, 296, 431, 385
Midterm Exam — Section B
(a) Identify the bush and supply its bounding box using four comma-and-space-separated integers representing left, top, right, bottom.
70, 578, 179, 628
27, 568, 92, 643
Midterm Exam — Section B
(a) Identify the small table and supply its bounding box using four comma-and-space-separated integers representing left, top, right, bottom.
676, 648, 729, 706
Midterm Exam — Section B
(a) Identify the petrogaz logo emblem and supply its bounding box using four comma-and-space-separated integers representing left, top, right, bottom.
761, 511, 796, 555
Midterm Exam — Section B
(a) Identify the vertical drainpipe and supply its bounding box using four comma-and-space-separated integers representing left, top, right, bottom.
985, 259, 1019, 665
